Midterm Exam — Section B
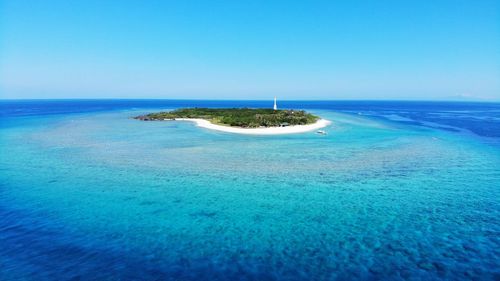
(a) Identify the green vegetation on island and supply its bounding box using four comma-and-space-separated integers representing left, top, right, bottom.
135, 108, 319, 128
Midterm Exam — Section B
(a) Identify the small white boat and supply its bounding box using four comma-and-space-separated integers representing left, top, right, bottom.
316, 130, 327, 135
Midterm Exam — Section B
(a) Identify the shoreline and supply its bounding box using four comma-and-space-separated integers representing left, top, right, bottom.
174, 118, 331, 135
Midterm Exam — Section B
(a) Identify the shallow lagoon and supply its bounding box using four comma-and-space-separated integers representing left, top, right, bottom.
1, 101, 499, 280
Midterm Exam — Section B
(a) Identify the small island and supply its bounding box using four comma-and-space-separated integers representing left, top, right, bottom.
134, 108, 331, 135
135, 108, 319, 127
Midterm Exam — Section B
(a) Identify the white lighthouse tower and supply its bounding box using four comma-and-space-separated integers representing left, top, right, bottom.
273, 97, 277, 110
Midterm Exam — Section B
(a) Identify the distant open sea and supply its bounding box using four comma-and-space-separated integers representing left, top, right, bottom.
1, 100, 499, 280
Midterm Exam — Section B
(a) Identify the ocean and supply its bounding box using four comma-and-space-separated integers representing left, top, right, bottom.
0, 100, 499, 280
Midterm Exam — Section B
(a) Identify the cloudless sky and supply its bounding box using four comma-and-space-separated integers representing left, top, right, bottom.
1, 0, 499, 100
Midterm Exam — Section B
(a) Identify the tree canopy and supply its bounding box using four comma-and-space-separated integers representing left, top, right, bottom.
135, 108, 319, 128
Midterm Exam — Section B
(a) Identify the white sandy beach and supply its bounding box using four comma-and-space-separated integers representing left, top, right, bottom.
175, 118, 331, 135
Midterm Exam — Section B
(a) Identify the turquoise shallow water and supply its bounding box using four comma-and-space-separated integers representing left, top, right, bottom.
1, 101, 499, 280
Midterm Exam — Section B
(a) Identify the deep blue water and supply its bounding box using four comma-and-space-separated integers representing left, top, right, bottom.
2, 99, 500, 140
0, 100, 499, 280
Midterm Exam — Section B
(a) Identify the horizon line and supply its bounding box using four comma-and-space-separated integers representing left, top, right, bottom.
1, 98, 499, 103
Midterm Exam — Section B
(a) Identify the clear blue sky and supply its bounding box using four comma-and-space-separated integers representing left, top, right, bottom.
1, 0, 499, 100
